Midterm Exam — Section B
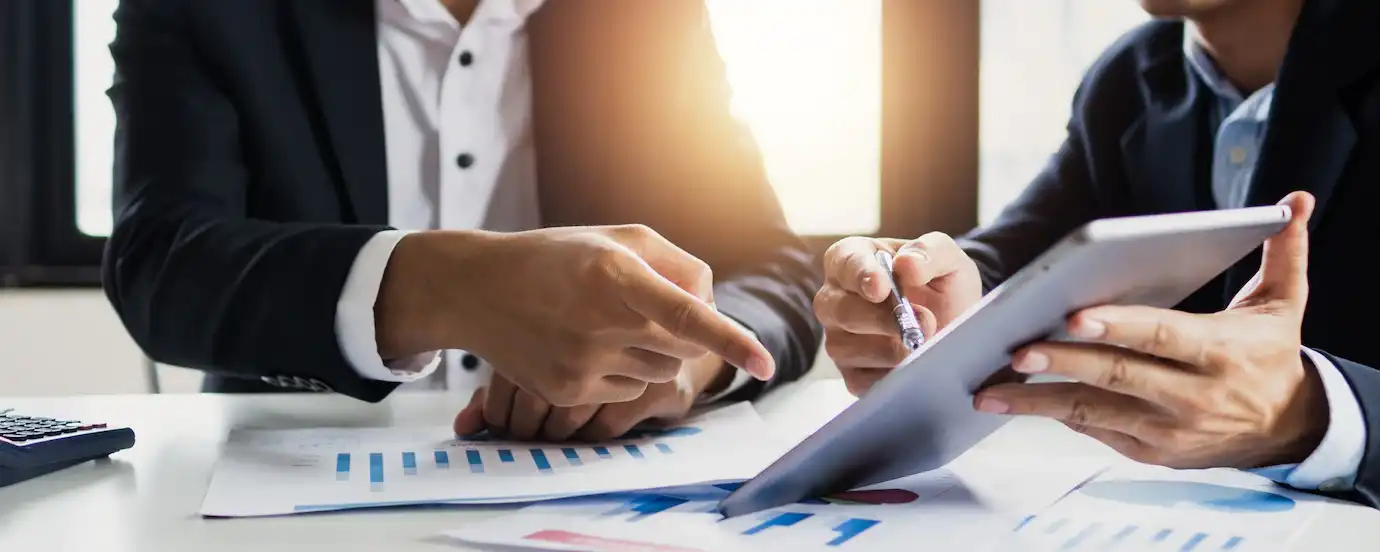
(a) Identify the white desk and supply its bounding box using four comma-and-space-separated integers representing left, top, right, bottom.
2, 380, 1376, 551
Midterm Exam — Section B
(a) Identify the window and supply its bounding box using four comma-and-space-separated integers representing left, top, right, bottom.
74, 0, 119, 238
707, 0, 883, 236
978, 0, 1148, 224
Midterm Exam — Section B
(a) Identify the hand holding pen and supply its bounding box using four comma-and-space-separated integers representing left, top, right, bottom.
814, 234, 985, 396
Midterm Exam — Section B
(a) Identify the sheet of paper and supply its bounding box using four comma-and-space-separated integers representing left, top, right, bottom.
200, 403, 786, 517
993, 464, 1327, 552
440, 454, 1109, 552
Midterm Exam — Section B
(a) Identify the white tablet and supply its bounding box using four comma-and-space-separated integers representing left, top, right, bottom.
719, 205, 1292, 518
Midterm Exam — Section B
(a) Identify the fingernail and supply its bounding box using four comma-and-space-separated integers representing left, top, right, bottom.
1014, 351, 1048, 373
976, 397, 1009, 414
1070, 317, 1106, 339
749, 356, 774, 380
899, 250, 930, 264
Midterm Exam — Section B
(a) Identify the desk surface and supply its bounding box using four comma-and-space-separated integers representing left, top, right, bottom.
2, 380, 1376, 551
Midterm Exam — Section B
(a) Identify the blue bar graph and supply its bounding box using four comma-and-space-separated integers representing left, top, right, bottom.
594, 446, 612, 459
499, 449, 515, 463
402, 452, 417, 475
624, 444, 645, 459
602, 495, 690, 521
1045, 518, 1068, 534
335, 453, 350, 481
828, 518, 880, 546
435, 450, 449, 469
1108, 525, 1138, 545
531, 449, 553, 473
1181, 532, 1207, 551
743, 512, 813, 536
562, 448, 583, 466
1222, 536, 1244, 550
467, 449, 484, 473
1153, 529, 1173, 542
1060, 522, 1102, 550
369, 452, 384, 490
655, 443, 673, 454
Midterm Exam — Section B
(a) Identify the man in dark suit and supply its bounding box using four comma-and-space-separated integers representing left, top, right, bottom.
815, 0, 1380, 507
102, 0, 822, 441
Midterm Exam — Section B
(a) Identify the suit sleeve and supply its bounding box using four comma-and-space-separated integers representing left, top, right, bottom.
102, 0, 398, 401
665, 4, 823, 400
1316, 351, 1380, 507
957, 66, 1128, 290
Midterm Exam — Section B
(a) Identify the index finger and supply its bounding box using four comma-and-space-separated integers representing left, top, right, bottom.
620, 271, 774, 380
1067, 305, 1215, 367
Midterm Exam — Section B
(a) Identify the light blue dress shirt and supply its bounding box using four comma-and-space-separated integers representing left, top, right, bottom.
1183, 36, 1367, 493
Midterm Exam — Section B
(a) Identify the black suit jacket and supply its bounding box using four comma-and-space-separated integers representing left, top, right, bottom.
102, 0, 822, 403
960, 0, 1380, 506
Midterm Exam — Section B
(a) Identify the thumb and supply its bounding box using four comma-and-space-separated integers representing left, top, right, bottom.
453, 387, 488, 437
1235, 192, 1314, 309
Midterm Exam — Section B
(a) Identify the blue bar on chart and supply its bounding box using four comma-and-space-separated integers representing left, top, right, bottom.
828, 518, 880, 546
1222, 536, 1244, 550
336, 453, 350, 481
655, 443, 673, 454
1180, 532, 1208, 551
435, 450, 450, 469
402, 452, 417, 475
1108, 525, 1138, 545
498, 449, 515, 463
1045, 519, 1068, 535
467, 449, 484, 474
602, 495, 689, 521
562, 448, 582, 466
1060, 522, 1102, 551
624, 444, 645, 459
593, 447, 612, 459
369, 452, 384, 491
743, 512, 813, 536
531, 449, 553, 473
1152, 529, 1173, 543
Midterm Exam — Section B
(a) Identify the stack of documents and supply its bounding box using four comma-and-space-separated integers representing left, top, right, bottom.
200, 403, 785, 517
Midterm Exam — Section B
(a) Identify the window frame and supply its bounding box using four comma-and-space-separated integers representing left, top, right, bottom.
1, 0, 103, 287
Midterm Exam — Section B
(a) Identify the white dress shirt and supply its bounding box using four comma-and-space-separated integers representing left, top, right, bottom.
1184, 33, 1366, 492
337, 0, 546, 392
335, 0, 753, 399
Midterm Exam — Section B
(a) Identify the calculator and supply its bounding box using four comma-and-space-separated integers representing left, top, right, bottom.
0, 410, 136, 487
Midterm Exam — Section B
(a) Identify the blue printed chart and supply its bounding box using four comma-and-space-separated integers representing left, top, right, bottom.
200, 404, 786, 517
997, 466, 1323, 552
443, 455, 1112, 552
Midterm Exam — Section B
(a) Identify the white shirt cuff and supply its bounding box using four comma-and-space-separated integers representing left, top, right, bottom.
1253, 348, 1367, 491
336, 230, 442, 383
695, 315, 760, 404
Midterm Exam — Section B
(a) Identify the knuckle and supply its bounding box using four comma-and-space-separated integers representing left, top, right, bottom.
1103, 354, 1134, 390
589, 247, 629, 285
667, 299, 700, 337
1148, 320, 1181, 352
1067, 400, 1094, 427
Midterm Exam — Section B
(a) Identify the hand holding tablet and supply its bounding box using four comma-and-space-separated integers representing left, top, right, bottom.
723, 199, 1299, 518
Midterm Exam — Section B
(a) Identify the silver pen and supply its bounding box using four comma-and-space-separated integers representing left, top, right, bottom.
875, 250, 925, 350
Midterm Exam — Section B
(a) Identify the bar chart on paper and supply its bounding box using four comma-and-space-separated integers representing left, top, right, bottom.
444, 457, 1113, 552
200, 404, 784, 517
999, 466, 1320, 552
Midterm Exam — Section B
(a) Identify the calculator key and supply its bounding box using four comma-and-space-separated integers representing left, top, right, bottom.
2, 433, 24, 441
91, 423, 108, 429
59, 427, 79, 434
